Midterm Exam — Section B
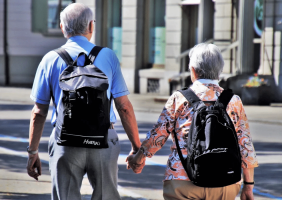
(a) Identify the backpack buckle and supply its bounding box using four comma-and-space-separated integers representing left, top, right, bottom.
69, 92, 76, 101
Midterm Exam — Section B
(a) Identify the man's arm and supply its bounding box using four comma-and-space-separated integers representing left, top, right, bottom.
241, 168, 255, 200
27, 102, 49, 180
114, 95, 141, 153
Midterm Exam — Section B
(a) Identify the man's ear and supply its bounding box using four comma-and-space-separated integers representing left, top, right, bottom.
89, 20, 94, 34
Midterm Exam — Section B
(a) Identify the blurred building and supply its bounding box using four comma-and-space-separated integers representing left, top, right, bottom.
1, 0, 282, 101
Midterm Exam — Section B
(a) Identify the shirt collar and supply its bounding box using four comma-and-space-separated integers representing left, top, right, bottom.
194, 79, 219, 86
66, 35, 89, 43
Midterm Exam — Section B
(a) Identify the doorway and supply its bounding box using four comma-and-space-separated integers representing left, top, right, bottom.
95, 0, 122, 61
181, 5, 199, 72
143, 0, 166, 69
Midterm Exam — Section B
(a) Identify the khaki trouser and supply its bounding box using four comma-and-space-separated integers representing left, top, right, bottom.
163, 180, 241, 200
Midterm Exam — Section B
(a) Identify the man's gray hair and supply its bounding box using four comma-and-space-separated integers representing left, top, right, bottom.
60, 3, 93, 38
189, 43, 224, 80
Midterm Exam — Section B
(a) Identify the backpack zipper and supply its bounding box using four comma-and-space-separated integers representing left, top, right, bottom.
210, 115, 241, 160
62, 132, 104, 138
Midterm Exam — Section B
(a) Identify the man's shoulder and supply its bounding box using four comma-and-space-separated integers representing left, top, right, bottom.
94, 47, 119, 70
41, 50, 60, 64
97, 47, 116, 58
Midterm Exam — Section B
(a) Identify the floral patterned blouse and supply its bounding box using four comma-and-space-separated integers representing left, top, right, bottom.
141, 79, 259, 181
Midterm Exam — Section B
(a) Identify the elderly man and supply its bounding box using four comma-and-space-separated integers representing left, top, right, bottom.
127, 43, 258, 200
27, 3, 141, 200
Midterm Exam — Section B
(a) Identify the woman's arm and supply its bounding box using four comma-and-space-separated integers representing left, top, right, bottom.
126, 147, 146, 173
126, 93, 179, 173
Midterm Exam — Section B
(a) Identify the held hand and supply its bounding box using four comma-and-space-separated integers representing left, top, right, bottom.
27, 153, 41, 181
240, 185, 254, 200
125, 149, 138, 170
126, 154, 145, 174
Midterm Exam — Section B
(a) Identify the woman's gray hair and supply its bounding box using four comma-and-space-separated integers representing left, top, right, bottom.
60, 3, 93, 38
188, 43, 224, 80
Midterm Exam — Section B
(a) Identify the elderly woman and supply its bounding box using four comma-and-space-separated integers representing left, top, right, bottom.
127, 43, 258, 200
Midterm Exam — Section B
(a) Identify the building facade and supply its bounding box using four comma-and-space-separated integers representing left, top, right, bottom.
0, 0, 70, 86
1, 0, 282, 100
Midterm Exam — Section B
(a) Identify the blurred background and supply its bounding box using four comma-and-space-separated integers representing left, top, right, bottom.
1, 0, 282, 104
0, 0, 282, 200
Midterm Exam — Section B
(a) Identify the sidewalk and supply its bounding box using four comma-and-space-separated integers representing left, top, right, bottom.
0, 86, 282, 125
0, 86, 281, 200
127, 92, 282, 126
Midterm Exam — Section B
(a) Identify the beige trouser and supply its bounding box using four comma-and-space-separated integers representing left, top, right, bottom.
163, 180, 241, 200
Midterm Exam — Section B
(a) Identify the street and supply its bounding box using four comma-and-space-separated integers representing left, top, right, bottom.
0, 98, 281, 200
1, 0, 282, 199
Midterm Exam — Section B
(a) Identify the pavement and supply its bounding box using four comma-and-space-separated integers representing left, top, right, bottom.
0, 86, 281, 200
0, 86, 282, 125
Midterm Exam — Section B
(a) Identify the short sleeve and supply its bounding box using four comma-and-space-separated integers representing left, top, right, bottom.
141, 92, 178, 157
227, 95, 259, 168
30, 57, 51, 105
110, 52, 129, 98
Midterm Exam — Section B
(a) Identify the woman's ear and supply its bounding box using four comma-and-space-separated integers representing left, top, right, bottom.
190, 66, 198, 82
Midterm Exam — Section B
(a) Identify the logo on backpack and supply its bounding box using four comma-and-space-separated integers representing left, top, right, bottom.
83, 139, 100, 146
203, 148, 227, 154
54, 46, 111, 149
174, 88, 242, 187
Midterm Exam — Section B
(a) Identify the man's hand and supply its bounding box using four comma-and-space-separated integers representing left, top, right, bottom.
27, 153, 41, 181
126, 154, 145, 174
126, 149, 137, 170
126, 148, 146, 174
27, 103, 48, 181
240, 185, 254, 200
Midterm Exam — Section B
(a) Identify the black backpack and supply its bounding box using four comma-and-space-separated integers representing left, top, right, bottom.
174, 88, 242, 187
53, 46, 111, 148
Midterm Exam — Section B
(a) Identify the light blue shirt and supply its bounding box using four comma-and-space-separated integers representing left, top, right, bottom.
31, 36, 129, 125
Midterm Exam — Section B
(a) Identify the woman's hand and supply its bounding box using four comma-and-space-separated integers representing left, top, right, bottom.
240, 184, 254, 200
126, 149, 146, 174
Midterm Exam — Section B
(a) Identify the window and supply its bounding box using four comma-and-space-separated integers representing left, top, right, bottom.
48, 0, 73, 30
147, 79, 160, 93
32, 0, 75, 35
107, 0, 122, 62
95, 0, 122, 61
143, 0, 166, 68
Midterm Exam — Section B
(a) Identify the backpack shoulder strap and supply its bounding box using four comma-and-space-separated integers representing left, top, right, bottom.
178, 87, 204, 110
173, 131, 187, 172
54, 48, 73, 66
88, 46, 104, 63
216, 89, 234, 109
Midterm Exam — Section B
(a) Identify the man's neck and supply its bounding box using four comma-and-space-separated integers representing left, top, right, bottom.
67, 34, 91, 41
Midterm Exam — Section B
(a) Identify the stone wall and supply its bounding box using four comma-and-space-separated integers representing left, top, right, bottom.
120, 0, 138, 93
214, 0, 235, 74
